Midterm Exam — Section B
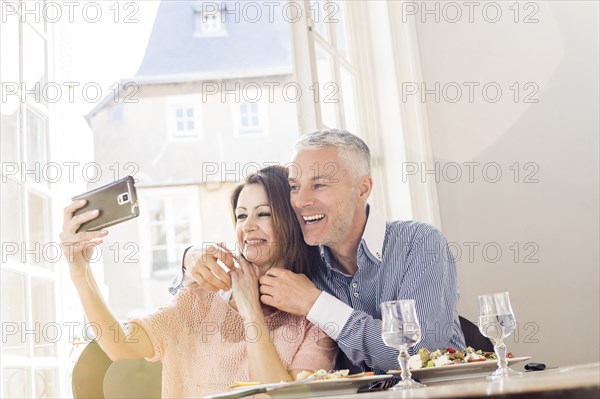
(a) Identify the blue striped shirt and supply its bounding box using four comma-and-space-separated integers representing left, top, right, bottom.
307, 206, 465, 373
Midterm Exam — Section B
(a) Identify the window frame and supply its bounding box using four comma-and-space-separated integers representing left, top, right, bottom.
193, 6, 228, 38
165, 94, 203, 141
232, 91, 269, 138
0, 7, 68, 398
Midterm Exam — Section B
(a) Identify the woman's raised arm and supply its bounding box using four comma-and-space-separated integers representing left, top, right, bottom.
61, 200, 153, 361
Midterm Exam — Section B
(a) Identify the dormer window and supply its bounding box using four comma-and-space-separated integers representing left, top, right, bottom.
194, 3, 227, 37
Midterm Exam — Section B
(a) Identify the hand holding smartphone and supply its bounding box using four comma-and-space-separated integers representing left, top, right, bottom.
72, 176, 139, 233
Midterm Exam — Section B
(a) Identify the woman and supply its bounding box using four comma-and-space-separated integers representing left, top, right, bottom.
61, 166, 337, 398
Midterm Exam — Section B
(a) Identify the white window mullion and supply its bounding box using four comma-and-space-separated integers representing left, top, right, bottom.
25, 275, 34, 397
138, 198, 152, 280
165, 198, 178, 268
189, 188, 201, 248
23, 178, 33, 372
290, 1, 320, 132
332, 55, 346, 131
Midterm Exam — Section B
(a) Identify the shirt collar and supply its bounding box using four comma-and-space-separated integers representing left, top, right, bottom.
318, 245, 336, 272
318, 204, 387, 266
361, 204, 386, 262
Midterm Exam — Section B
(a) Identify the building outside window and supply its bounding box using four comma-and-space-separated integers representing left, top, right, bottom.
138, 187, 201, 279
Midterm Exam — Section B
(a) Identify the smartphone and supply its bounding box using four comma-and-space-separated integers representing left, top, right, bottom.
72, 176, 139, 233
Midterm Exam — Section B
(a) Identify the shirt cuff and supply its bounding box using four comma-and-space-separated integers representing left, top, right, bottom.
168, 245, 193, 295
168, 273, 183, 295
307, 291, 353, 340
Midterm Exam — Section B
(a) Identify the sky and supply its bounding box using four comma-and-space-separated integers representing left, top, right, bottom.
65, 1, 161, 113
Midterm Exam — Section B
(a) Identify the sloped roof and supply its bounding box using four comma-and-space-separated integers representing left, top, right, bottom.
133, 0, 293, 80
86, 0, 294, 120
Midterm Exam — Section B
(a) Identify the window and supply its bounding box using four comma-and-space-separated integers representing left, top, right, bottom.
166, 95, 202, 140
288, 0, 360, 132
237, 102, 263, 135
25, 107, 48, 179
1, 7, 61, 397
232, 85, 268, 137
201, 12, 221, 33
175, 107, 195, 132
138, 187, 201, 278
108, 105, 123, 122
1, 10, 20, 165
23, 23, 48, 105
193, 4, 227, 37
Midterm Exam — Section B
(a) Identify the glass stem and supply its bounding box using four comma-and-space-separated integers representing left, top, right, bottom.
494, 340, 508, 371
398, 346, 412, 381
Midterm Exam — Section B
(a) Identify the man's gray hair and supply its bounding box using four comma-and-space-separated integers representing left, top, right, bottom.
295, 129, 371, 178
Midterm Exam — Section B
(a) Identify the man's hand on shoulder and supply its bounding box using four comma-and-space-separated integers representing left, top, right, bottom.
259, 268, 321, 316
184, 243, 235, 291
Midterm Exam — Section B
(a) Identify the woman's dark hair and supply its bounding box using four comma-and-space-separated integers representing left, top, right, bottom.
231, 165, 320, 278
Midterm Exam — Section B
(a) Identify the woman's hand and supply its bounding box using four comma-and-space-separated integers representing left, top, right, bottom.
60, 200, 108, 279
230, 256, 264, 322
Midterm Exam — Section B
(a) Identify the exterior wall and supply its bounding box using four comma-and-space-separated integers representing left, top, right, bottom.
88, 75, 298, 188
413, 1, 599, 367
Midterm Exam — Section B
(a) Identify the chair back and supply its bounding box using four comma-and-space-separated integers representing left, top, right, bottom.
72, 341, 113, 399
459, 316, 494, 352
72, 341, 162, 399
103, 358, 162, 398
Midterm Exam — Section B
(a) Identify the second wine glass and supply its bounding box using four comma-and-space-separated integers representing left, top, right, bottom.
478, 292, 522, 379
380, 300, 425, 389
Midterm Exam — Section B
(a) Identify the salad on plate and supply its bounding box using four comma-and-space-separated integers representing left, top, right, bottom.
403, 346, 515, 371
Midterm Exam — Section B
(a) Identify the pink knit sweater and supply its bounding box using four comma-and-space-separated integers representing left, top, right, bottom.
132, 286, 337, 398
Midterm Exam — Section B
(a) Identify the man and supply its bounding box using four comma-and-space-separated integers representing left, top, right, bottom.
172, 129, 465, 373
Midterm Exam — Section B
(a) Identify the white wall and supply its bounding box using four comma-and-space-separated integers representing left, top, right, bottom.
409, 1, 599, 367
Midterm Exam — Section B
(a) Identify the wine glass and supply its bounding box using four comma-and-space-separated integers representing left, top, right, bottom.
380, 300, 425, 389
478, 292, 522, 379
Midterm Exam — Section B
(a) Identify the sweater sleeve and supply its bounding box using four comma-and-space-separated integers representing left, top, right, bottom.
289, 320, 338, 372
129, 289, 191, 362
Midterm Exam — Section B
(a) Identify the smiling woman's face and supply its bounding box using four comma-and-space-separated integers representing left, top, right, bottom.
234, 183, 278, 269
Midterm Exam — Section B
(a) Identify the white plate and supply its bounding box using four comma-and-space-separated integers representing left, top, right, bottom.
205, 374, 393, 399
388, 356, 531, 384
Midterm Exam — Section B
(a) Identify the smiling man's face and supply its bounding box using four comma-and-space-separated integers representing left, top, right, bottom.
288, 147, 365, 248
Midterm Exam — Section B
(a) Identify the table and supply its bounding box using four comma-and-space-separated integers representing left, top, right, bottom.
340, 362, 600, 399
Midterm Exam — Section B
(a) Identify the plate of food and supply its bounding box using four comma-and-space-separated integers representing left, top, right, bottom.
387, 347, 530, 384
205, 370, 392, 399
